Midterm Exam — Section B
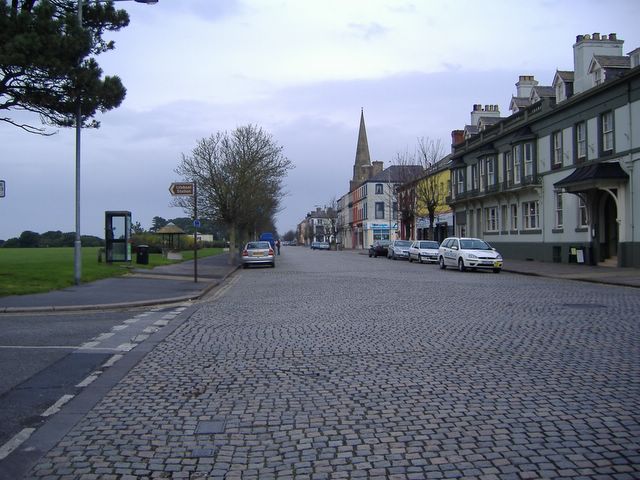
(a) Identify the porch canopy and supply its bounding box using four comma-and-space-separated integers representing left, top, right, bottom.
554, 161, 629, 192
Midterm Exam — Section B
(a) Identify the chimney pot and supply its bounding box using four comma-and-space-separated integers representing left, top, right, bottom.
609, 33, 617, 40
593, 32, 600, 40
576, 35, 584, 42
584, 34, 591, 40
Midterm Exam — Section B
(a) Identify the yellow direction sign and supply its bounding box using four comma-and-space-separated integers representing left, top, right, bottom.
169, 182, 194, 196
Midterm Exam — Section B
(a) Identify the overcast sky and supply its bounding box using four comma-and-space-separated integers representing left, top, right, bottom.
1, 0, 639, 240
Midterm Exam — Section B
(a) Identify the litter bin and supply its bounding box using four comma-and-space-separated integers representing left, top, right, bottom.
136, 245, 149, 265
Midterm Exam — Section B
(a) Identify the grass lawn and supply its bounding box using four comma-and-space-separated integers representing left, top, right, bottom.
0, 247, 224, 296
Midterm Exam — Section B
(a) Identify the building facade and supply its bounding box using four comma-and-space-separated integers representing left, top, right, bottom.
448, 33, 640, 267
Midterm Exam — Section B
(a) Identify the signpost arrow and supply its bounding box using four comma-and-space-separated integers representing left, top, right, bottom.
169, 182, 194, 196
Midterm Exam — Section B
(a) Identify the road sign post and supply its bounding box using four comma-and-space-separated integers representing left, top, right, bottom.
169, 182, 198, 283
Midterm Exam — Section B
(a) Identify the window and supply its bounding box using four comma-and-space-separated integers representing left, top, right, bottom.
479, 161, 486, 191
576, 122, 586, 162
485, 207, 498, 231
510, 204, 518, 230
373, 229, 389, 241
601, 111, 614, 153
552, 131, 563, 168
505, 151, 513, 185
487, 157, 495, 187
375, 183, 383, 194
375, 202, 385, 219
554, 191, 563, 228
456, 169, 465, 194
392, 202, 398, 220
513, 146, 522, 184
471, 164, 478, 190
524, 143, 534, 177
501, 205, 508, 231
594, 68, 603, 86
578, 197, 588, 227
522, 201, 539, 230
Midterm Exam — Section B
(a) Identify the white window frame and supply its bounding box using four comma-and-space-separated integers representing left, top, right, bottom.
375, 183, 383, 195
524, 143, 533, 177
554, 191, 563, 228
479, 160, 486, 191
522, 201, 539, 230
485, 207, 498, 232
576, 122, 586, 161
552, 131, 563, 167
578, 197, 588, 227
505, 151, 513, 185
510, 204, 518, 230
456, 169, 464, 194
513, 146, 522, 184
501, 204, 508, 231
471, 164, 478, 190
602, 111, 614, 152
487, 157, 495, 187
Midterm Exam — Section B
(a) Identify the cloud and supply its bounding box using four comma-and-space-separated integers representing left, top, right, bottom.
348, 22, 388, 40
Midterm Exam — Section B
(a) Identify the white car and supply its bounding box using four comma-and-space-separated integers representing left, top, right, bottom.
438, 237, 503, 273
387, 240, 412, 260
408, 240, 440, 263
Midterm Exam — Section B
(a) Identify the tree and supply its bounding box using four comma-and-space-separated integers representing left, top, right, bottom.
175, 124, 293, 262
0, 0, 129, 134
392, 150, 425, 240
414, 137, 446, 240
18, 230, 40, 247
282, 230, 296, 242
131, 221, 144, 234
150, 216, 167, 232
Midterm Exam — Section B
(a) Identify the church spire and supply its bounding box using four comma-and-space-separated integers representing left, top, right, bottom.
354, 108, 371, 167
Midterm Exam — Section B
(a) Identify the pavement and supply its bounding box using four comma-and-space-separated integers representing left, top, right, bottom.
0, 250, 639, 314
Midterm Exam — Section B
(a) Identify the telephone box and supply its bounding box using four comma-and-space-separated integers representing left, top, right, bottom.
105, 211, 132, 262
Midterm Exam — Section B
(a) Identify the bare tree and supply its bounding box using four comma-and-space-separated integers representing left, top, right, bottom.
415, 137, 446, 240
175, 125, 293, 262
393, 148, 424, 240
326, 196, 338, 248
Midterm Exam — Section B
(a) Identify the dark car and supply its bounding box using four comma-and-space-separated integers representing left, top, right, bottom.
368, 240, 390, 258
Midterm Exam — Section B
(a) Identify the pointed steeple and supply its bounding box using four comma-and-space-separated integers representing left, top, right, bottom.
354, 108, 371, 167
350, 109, 375, 192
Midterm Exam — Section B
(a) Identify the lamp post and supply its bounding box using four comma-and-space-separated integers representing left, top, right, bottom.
74, 0, 158, 285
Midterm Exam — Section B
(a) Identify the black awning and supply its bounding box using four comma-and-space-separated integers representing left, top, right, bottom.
555, 162, 629, 189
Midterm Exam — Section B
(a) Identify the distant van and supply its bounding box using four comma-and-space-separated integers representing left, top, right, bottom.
259, 232, 275, 248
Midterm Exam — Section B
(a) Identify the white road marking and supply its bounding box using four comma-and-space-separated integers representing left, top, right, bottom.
0, 345, 77, 350
76, 372, 100, 388
41, 394, 75, 417
79, 341, 100, 349
101, 354, 123, 368
0, 428, 36, 460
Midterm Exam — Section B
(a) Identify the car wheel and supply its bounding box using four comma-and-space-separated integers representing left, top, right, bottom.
409, 255, 413, 263
243, 264, 248, 269
493, 268, 501, 273
458, 258, 466, 272
369, 252, 373, 257
439, 256, 446, 270
418, 254, 423, 264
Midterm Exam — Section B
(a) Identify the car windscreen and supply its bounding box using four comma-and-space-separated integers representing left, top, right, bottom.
460, 239, 491, 250
396, 241, 412, 246
420, 241, 439, 249
247, 242, 270, 249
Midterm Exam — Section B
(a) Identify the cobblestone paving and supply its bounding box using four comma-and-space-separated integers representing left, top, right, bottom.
28, 249, 640, 479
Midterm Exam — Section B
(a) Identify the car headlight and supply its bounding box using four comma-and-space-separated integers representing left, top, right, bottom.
467, 253, 478, 259
496, 254, 503, 260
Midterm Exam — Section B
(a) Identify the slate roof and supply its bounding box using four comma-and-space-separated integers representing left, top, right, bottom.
556, 70, 574, 82
592, 55, 631, 69
368, 165, 424, 183
532, 86, 555, 98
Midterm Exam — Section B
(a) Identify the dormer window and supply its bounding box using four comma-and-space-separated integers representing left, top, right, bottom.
594, 68, 603, 86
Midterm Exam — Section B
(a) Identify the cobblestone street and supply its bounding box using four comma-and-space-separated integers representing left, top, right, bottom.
25, 248, 640, 479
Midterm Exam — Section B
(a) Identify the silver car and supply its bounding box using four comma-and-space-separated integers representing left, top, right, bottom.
408, 240, 440, 263
387, 240, 412, 260
438, 237, 503, 273
242, 241, 275, 268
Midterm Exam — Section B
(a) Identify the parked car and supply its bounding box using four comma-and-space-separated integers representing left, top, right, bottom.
387, 240, 413, 260
368, 240, 390, 258
242, 241, 275, 268
311, 241, 330, 250
438, 237, 503, 273
408, 240, 440, 263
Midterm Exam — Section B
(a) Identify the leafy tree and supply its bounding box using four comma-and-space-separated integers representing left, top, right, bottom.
282, 230, 296, 242
175, 124, 293, 262
150, 216, 167, 232
0, 0, 129, 134
131, 221, 144, 234
18, 230, 40, 247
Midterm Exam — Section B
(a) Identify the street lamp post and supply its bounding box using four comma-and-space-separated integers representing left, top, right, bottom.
74, 0, 158, 285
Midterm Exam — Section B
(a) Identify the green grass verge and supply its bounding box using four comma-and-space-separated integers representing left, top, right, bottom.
0, 247, 224, 296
